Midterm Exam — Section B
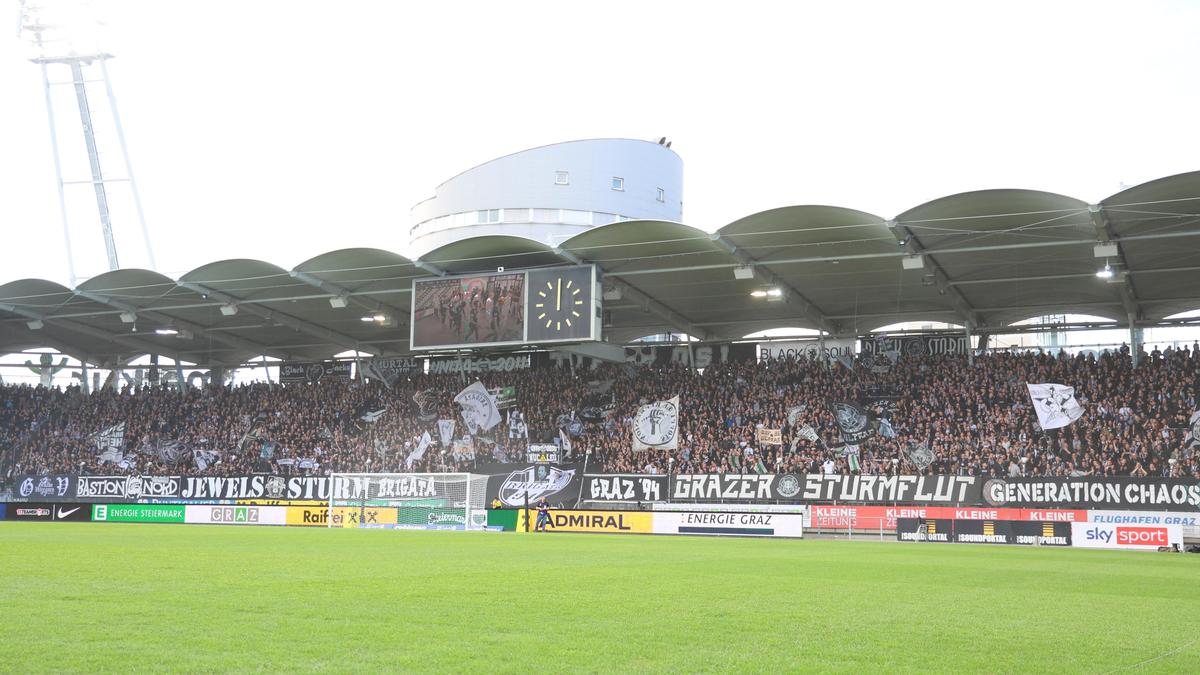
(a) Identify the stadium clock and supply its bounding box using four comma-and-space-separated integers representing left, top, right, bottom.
526, 266, 595, 342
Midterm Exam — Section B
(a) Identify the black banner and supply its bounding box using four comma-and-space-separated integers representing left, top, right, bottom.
480, 462, 583, 508
75, 475, 183, 501
897, 518, 1071, 545
14, 475, 75, 501
584, 474, 670, 503
860, 334, 971, 357
41, 475, 344, 503
827, 401, 874, 444
982, 478, 1200, 511
278, 361, 353, 384
20, 471, 1199, 511
584, 474, 984, 505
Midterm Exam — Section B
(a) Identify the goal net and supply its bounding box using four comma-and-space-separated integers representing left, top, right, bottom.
327, 473, 489, 530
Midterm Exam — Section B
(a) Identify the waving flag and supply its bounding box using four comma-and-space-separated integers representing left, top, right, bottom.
454, 381, 502, 434
1026, 383, 1084, 430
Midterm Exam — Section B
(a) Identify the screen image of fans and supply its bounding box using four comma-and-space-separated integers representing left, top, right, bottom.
411, 272, 526, 349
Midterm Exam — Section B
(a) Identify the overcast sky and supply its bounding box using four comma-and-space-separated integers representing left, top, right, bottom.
2, 0, 1198, 287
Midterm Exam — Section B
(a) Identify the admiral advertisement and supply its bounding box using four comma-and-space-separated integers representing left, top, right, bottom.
897, 518, 1072, 546
539, 510, 653, 534
483, 462, 582, 508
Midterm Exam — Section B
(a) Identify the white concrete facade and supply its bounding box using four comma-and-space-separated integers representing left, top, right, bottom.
409, 138, 683, 254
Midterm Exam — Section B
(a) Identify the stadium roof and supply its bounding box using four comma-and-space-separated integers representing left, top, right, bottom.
2, 171, 1199, 366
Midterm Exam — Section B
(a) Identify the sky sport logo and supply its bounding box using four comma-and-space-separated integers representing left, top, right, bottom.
1115, 527, 1169, 547
1083, 525, 1170, 548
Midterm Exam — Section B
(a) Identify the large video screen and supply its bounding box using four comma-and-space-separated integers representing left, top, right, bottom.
410, 265, 597, 350
410, 272, 526, 349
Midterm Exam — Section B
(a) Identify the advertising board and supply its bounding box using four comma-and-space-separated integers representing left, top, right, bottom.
184, 505, 287, 526
284, 506, 399, 528
540, 510, 652, 534
896, 519, 1072, 545
92, 504, 186, 523
6, 504, 52, 521
1086, 510, 1200, 539
653, 511, 804, 538
811, 505, 1086, 530
1070, 522, 1183, 550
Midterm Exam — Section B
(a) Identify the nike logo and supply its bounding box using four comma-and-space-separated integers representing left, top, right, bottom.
56, 507, 81, 519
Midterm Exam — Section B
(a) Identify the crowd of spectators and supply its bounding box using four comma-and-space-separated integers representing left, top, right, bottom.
3, 344, 1199, 484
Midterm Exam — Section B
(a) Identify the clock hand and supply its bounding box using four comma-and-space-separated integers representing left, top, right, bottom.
556, 278, 561, 312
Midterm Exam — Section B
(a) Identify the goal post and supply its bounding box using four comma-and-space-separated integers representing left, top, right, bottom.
327, 473, 489, 530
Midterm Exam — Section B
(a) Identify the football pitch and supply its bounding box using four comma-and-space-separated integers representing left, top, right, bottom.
2, 523, 1198, 673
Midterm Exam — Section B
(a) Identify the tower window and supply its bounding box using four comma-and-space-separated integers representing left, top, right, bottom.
555, 171, 569, 185
611, 176, 624, 191
657, 187, 665, 203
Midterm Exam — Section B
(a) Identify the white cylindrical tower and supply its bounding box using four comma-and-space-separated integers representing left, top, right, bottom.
409, 138, 683, 254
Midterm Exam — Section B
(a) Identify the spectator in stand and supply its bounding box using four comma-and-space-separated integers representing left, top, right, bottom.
2, 345, 1198, 483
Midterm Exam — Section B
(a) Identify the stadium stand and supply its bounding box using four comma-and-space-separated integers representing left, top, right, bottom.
3, 344, 1198, 482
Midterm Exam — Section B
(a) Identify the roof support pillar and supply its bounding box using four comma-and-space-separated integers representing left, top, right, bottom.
708, 233, 836, 334
553, 247, 714, 340
1089, 204, 1142, 320
887, 219, 981, 327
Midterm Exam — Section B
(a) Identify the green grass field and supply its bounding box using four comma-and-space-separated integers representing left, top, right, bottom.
1, 523, 1198, 673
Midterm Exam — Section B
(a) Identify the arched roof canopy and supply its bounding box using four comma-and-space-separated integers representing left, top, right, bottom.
1099, 171, 1200, 322
717, 206, 927, 335
418, 235, 563, 275
0, 170, 1198, 366
892, 189, 1105, 327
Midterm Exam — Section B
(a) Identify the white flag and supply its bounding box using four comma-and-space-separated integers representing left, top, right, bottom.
1026, 383, 1084, 430
1185, 410, 1200, 450
786, 405, 806, 427
797, 424, 819, 442
437, 419, 456, 447
193, 447, 219, 471
406, 431, 432, 468
559, 427, 573, 457
92, 422, 126, 463
632, 395, 680, 451
93, 423, 127, 464
507, 409, 528, 440
454, 380, 502, 434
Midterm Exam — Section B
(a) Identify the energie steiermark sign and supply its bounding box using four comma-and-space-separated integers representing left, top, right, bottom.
91, 504, 185, 523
